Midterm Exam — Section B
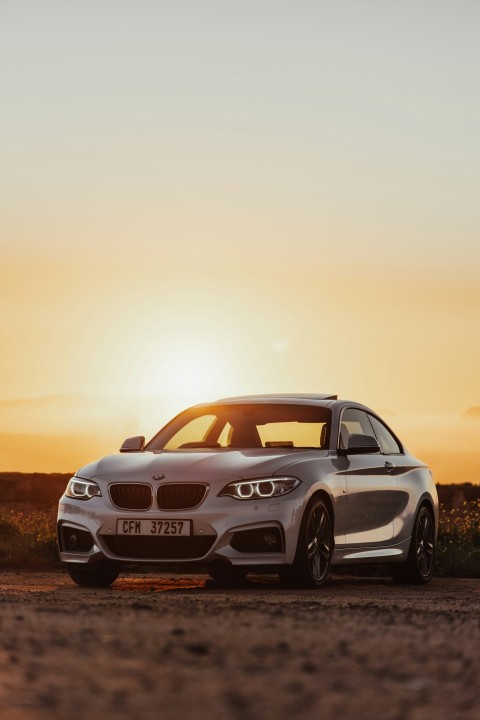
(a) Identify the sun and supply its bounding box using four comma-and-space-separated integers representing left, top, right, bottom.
140, 335, 233, 406
113, 299, 253, 406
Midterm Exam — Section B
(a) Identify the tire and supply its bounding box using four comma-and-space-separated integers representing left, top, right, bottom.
207, 562, 248, 582
66, 560, 121, 588
281, 497, 333, 589
390, 505, 435, 585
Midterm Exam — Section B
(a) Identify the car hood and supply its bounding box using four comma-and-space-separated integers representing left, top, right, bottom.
77, 448, 327, 483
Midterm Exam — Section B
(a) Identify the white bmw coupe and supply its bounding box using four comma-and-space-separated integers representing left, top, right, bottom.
58, 394, 438, 588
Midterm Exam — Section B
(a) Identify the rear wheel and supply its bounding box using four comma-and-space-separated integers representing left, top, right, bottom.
390, 506, 435, 584
281, 497, 333, 589
66, 560, 121, 588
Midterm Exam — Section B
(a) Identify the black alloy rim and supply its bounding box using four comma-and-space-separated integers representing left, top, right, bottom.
307, 505, 331, 583
416, 511, 435, 578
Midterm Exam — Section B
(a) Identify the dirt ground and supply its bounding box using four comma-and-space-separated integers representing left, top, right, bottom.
0, 572, 479, 720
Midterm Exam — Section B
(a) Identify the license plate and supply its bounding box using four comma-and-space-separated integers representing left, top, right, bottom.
116, 519, 192, 536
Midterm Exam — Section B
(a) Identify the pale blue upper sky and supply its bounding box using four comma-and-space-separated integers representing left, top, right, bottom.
3, 0, 479, 249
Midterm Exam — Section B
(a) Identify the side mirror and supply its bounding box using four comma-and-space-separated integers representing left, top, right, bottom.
120, 435, 145, 453
339, 433, 380, 455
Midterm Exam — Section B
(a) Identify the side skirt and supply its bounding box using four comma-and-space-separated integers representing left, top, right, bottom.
332, 536, 411, 565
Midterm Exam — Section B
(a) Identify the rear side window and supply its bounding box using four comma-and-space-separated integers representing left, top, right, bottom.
368, 415, 402, 455
338, 408, 376, 450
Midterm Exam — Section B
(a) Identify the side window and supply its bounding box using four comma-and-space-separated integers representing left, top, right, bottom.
338, 408, 376, 450
368, 415, 402, 455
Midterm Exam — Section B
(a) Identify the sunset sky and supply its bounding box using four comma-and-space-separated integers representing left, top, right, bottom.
1, 2, 479, 480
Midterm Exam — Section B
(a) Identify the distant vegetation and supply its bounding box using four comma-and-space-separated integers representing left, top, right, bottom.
0, 472, 72, 508
0, 475, 479, 574
436, 500, 480, 577
0, 507, 59, 568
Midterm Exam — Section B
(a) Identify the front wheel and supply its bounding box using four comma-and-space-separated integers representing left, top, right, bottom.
390, 506, 435, 585
281, 497, 333, 589
66, 560, 122, 588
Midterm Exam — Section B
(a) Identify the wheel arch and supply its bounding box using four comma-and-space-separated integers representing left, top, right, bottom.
416, 494, 438, 540
283, 487, 334, 588
308, 489, 335, 538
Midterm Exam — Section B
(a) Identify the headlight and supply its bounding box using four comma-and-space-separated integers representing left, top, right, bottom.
65, 478, 102, 500
219, 477, 300, 500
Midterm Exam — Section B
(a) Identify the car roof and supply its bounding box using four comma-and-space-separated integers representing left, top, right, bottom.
208, 393, 338, 406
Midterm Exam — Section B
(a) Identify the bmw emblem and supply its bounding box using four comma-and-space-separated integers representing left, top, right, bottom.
153, 473, 165, 481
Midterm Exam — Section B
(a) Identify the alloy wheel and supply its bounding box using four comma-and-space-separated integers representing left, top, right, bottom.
306, 503, 332, 583
416, 509, 435, 579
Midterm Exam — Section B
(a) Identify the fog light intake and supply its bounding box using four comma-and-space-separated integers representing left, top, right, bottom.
230, 527, 283, 553
59, 525, 94, 553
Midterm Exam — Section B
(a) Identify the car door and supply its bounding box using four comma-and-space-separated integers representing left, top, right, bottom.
366, 413, 410, 541
339, 408, 397, 548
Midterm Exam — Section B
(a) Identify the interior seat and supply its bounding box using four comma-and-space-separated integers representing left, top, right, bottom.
339, 422, 350, 450
320, 424, 327, 448
229, 424, 262, 449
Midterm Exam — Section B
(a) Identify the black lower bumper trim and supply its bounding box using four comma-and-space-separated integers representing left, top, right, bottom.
100, 534, 216, 560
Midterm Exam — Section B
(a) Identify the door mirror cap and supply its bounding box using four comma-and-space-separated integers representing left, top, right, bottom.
339, 433, 380, 455
119, 435, 145, 453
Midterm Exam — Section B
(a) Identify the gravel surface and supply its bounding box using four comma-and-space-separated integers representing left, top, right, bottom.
0, 572, 479, 720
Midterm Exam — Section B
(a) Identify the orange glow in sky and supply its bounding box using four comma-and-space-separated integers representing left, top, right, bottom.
1, 2, 479, 480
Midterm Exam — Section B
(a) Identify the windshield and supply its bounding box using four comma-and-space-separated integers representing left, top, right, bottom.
146, 403, 331, 451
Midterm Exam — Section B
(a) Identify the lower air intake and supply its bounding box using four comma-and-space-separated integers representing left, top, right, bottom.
101, 535, 216, 560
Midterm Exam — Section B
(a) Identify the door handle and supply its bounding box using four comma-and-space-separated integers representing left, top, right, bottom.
384, 461, 396, 472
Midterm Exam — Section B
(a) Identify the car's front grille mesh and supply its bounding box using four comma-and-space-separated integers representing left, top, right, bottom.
101, 535, 216, 559
156, 483, 208, 510
108, 482, 208, 511
109, 483, 152, 510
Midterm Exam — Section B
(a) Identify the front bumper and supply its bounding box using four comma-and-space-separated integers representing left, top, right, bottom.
57, 489, 304, 567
